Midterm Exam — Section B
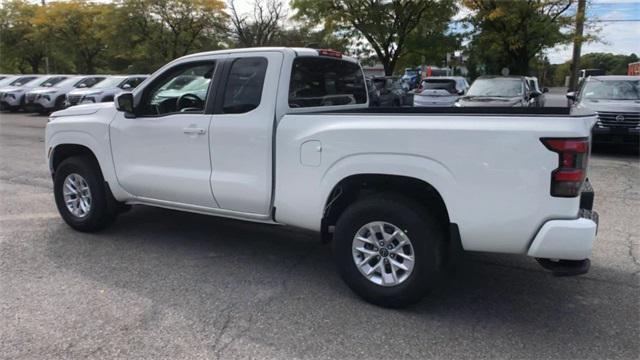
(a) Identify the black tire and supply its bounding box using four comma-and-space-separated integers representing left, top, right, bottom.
332, 194, 444, 308
53, 156, 117, 232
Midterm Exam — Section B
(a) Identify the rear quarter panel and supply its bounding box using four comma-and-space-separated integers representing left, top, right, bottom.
274, 113, 596, 254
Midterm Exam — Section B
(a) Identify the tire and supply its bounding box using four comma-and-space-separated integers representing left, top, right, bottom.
332, 194, 444, 308
53, 156, 118, 232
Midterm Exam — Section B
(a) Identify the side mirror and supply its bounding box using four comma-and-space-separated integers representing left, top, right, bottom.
542, 87, 549, 93
115, 92, 134, 115
566, 92, 576, 101
122, 83, 132, 90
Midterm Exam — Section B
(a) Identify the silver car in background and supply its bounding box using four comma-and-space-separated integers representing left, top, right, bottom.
0, 75, 51, 111
23, 75, 94, 113
77, 75, 148, 104
413, 76, 469, 107
568, 75, 640, 145
63, 76, 109, 107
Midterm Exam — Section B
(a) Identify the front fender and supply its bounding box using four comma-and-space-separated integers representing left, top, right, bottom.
46, 130, 130, 201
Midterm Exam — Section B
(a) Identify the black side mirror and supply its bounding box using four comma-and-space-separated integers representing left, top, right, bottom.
115, 92, 134, 115
542, 87, 549, 93
566, 92, 576, 101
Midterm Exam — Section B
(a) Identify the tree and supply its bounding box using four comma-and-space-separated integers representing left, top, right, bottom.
292, 0, 455, 75
32, 1, 116, 74
229, 0, 284, 47
0, 0, 47, 73
147, 0, 228, 59
463, 0, 574, 76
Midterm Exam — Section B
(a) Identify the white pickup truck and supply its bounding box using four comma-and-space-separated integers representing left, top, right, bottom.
46, 48, 599, 307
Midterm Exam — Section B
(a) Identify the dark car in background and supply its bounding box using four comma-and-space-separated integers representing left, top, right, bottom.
370, 76, 409, 107
568, 75, 640, 145
455, 76, 542, 107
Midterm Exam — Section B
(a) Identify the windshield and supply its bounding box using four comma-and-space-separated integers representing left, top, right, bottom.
9, 76, 38, 86
38, 76, 68, 87
92, 77, 126, 89
467, 78, 523, 97
581, 79, 640, 100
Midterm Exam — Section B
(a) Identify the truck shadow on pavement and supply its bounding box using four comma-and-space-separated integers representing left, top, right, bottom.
43, 205, 639, 358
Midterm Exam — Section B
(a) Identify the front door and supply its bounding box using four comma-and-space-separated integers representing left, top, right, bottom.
110, 60, 219, 208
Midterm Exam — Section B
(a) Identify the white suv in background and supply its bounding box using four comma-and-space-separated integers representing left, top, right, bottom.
0, 75, 45, 111
63, 76, 108, 107
413, 77, 469, 107
25, 76, 110, 114
77, 75, 148, 104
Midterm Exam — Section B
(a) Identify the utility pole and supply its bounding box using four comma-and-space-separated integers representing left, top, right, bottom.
41, 0, 49, 73
568, 0, 586, 92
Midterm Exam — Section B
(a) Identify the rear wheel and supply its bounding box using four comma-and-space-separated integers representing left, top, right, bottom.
332, 194, 444, 308
53, 156, 118, 232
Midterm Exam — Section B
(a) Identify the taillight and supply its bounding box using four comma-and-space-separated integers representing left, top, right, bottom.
541, 138, 590, 197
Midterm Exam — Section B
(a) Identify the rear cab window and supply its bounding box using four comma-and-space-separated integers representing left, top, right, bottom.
289, 57, 366, 108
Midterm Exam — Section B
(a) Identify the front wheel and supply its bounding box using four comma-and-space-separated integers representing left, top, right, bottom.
53, 156, 117, 232
332, 194, 445, 308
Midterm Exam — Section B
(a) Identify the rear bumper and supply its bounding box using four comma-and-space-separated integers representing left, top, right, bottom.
527, 210, 598, 261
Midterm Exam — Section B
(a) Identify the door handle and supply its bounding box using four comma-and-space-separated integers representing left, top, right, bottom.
183, 127, 206, 135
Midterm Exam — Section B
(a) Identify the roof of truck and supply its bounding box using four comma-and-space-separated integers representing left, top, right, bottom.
183, 47, 359, 64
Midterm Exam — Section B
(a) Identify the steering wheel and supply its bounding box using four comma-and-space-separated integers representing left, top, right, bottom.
176, 93, 204, 111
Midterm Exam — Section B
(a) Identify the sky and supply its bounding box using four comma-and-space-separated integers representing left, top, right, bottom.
25, 0, 640, 64
546, 0, 640, 64
230, 0, 640, 64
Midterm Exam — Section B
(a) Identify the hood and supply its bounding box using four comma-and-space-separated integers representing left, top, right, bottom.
577, 99, 640, 113
67, 88, 96, 96
50, 102, 115, 119
0, 86, 25, 93
27, 87, 62, 95
457, 96, 523, 107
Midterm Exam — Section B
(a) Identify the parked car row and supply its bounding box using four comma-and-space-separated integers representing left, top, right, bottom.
365, 74, 548, 108
0, 74, 148, 114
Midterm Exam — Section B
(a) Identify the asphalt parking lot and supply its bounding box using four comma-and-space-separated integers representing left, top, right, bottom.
0, 111, 638, 359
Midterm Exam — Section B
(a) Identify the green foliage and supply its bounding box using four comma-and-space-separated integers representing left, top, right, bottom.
463, 0, 574, 76
550, 52, 640, 86
0, 0, 228, 74
291, 0, 457, 75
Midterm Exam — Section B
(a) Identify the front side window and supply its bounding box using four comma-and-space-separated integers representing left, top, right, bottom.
222, 57, 268, 114
75, 77, 106, 89
139, 62, 215, 116
120, 77, 145, 89
289, 57, 366, 108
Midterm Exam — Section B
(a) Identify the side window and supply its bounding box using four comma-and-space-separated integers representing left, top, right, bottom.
222, 57, 267, 114
139, 62, 215, 116
122, 77, 144, 89
289, 57, 367, 108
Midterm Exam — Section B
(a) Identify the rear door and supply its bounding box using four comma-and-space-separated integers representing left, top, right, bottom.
209, 52, 282, 215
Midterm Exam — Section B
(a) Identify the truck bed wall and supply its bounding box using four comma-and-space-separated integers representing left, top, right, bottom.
274, 112, 595, 254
